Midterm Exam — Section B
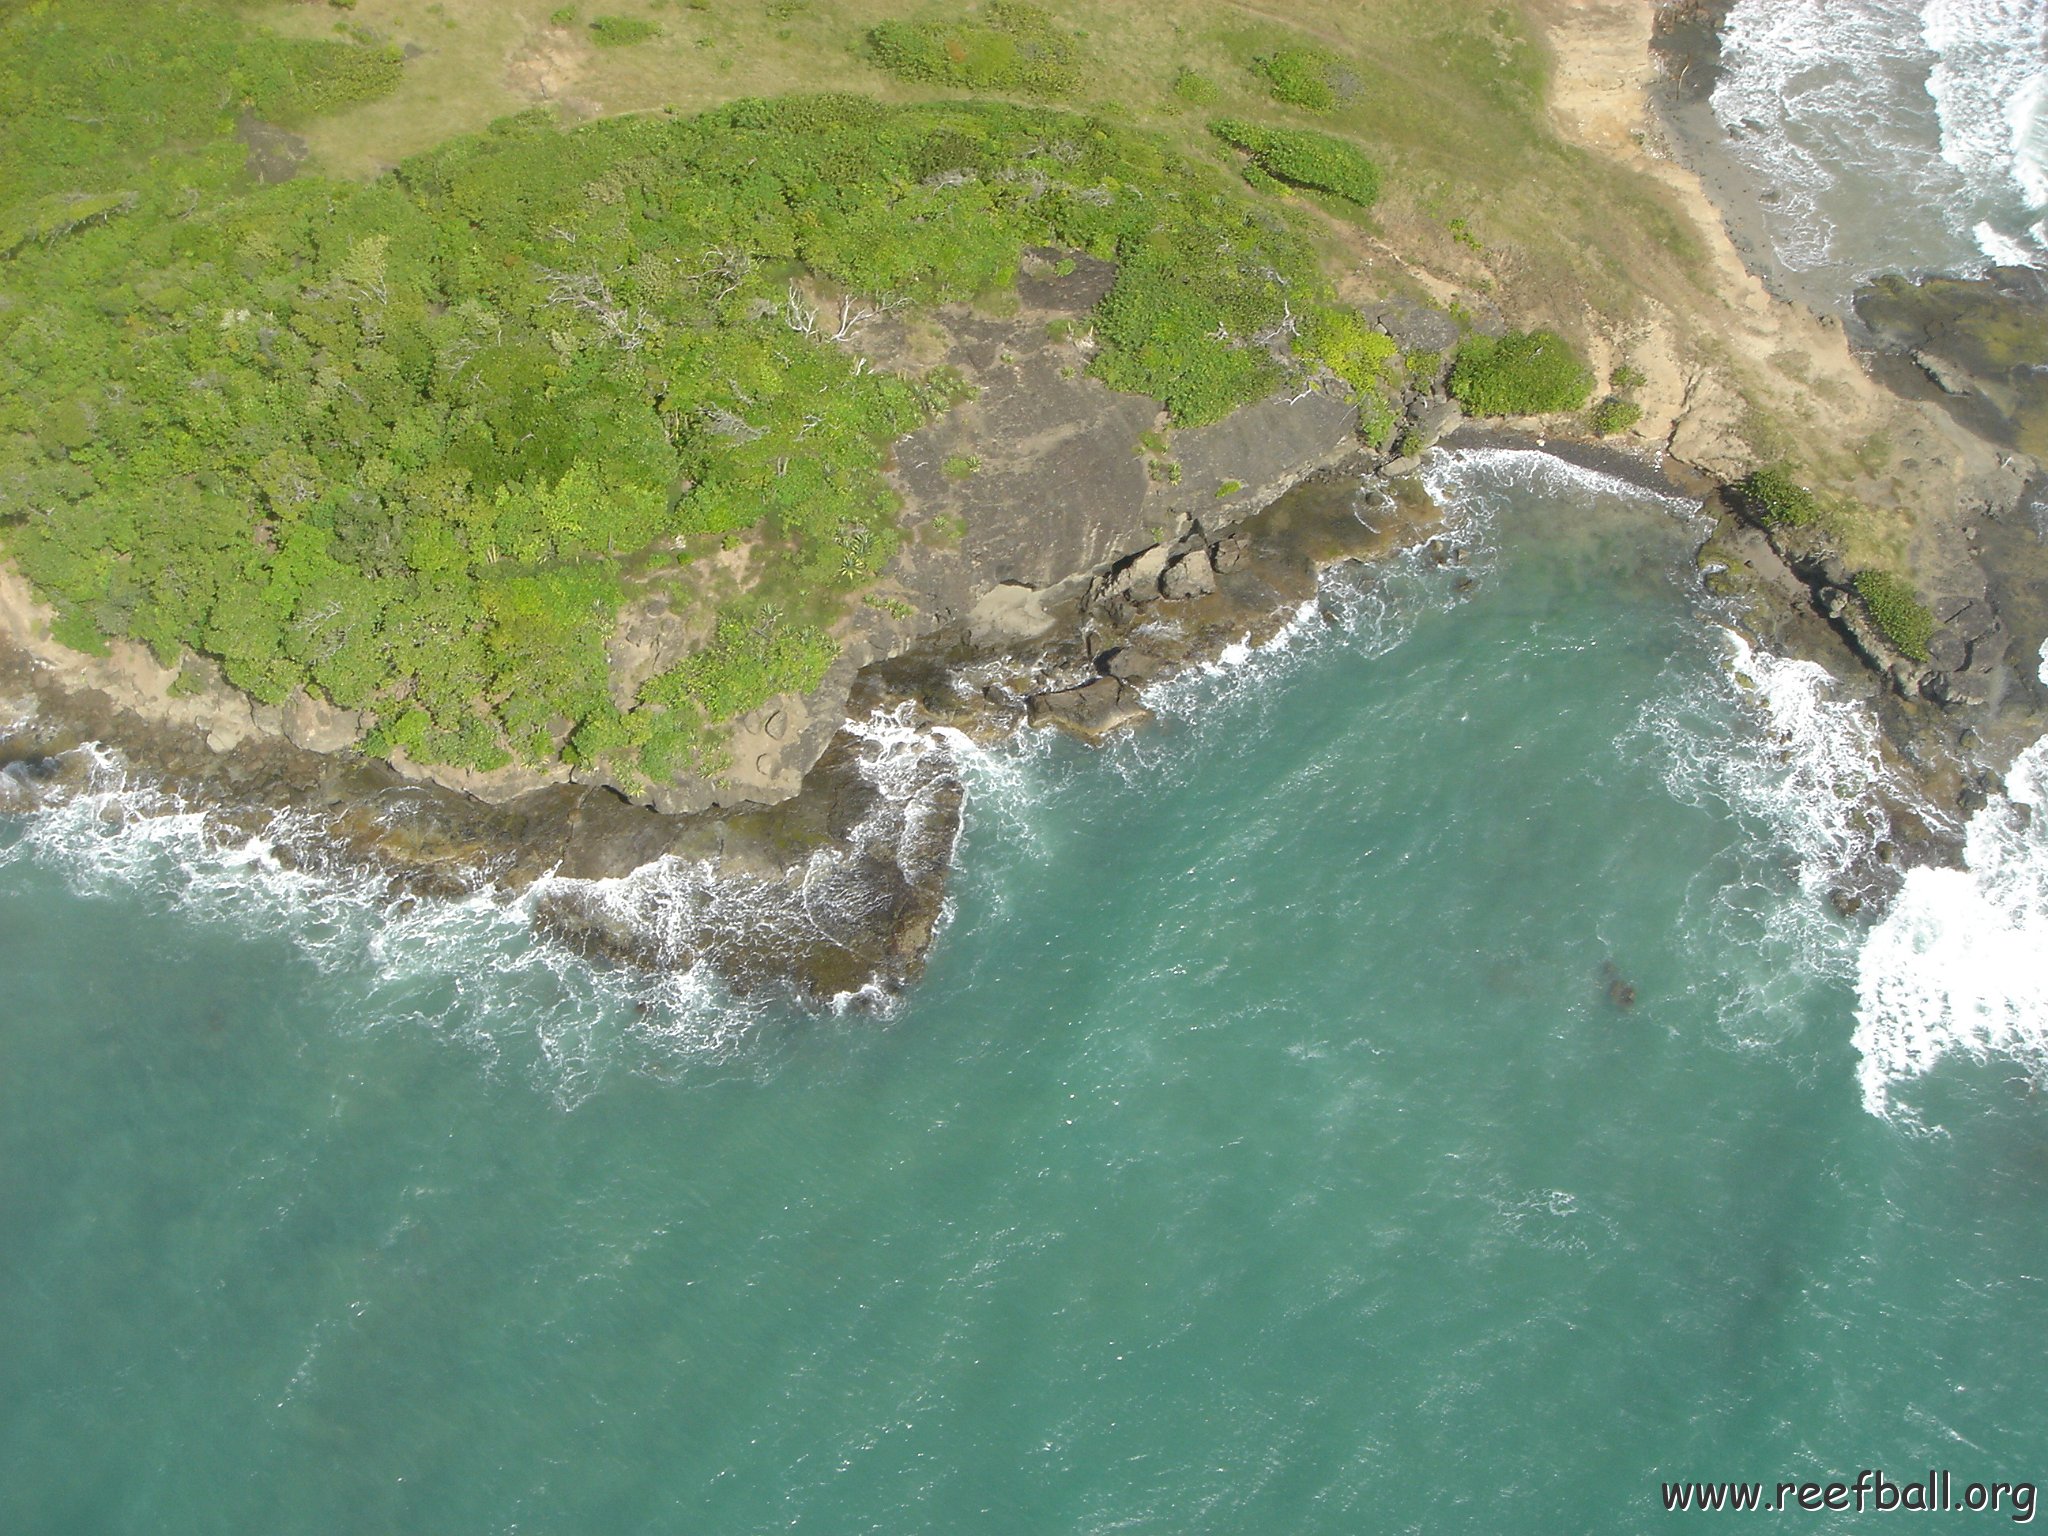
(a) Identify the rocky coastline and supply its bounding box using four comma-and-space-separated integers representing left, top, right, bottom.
1634, 1, 2047, 798
7, 1, 2045, 1005
0, 358, 1459, 1005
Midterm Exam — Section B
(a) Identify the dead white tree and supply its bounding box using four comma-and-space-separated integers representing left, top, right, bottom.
782, 282, 819, 337
687, 245, 755, 300
827, 291, 907, 343
702, 405, 765, 443
533, 266, 659, 351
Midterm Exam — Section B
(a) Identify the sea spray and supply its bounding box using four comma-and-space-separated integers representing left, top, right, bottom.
1629, 626, 1953, 1049
1854, 635, 2048, 1121
1923, 0, 2048, 221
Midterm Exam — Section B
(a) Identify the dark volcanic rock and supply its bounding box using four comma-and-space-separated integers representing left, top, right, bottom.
1026, 677, 1151, 739
1160, 546, 1217, 601
1, 444, 1452, 1006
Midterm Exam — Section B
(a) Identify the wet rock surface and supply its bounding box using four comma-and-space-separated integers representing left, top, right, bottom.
1853, 268, 2048, 459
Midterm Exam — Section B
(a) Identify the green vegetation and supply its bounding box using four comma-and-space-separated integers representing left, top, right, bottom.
1739, 465, 1822, 529
1247, 43, 1354, 112
1447, 330, 1594, 416
863, 3, 1082, 99
0, 0, 1402, 785
0, 0, 1740, 793
1215, 479, 1242, 497
942, 454, 982, 479
1853, 430, 1893, 476
1295, 308, 1398, 397
1170, 66, 1224, 108
1588, 397, 1642, 436
1853, 570, 1934, 661
588, 15, 661, 46
1610, 363, 1647, 391
1210, 120, 1380, 209
0, 0, 401, 228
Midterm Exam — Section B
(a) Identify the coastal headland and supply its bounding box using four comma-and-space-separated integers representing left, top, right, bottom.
2, 0, 2040, 1000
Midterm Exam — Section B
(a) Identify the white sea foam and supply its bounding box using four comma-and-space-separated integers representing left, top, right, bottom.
1712, 0, 2048, 280
1854, 733, 2048, 1121
1137, 449, 1530, 727
1630, 629, 1944, 1046
1691, 632, 1924, 897
1714, 0, 1949, 272
1421, 444, 1703, 523
0, 705, 984, 1093
0, 745, 661, 1097
1924, 0, 2048, 208
1974, 219, 2046, 266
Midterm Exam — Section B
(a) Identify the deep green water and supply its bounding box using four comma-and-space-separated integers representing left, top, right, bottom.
4, 452, 2045, 1533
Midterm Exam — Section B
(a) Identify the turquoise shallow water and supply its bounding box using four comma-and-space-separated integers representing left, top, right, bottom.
4, 453, 2045, 1533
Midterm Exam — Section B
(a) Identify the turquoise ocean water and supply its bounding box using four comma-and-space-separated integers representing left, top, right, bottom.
5, 450, 2045, 1532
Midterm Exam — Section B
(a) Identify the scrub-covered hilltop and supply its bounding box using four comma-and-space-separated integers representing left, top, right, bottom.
1, 0, 1738, 812
1, 3, 1409, 788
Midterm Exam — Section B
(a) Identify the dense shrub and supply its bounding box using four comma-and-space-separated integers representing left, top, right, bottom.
0, 0, 404, 215
588, 15, 660, 46
1295, 309, 1397, 396
1853, 570, 1934, 661
0, 10, 1353, 782
1248, 43, 1353, 112
249, 37, 406, 123
864, 3, 1081, 98
1170, 65, 1223, 107
1210, 119, 1380, 208
1588, 396, 1642, 436
1447, 330, 1594, 416
1739, 465, 1821, 528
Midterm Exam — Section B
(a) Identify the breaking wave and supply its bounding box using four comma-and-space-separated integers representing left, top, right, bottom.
1629, 623, 1923, 1046
1854, 692, 2048, 1125
0, 709, 984, 1100
1712, 0, 2048, 281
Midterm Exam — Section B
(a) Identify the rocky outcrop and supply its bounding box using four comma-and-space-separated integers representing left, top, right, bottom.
1727, 490, 2015, 717
1026, 677, 1151, 739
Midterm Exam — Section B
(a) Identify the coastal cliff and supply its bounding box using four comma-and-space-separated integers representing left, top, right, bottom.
4, 0, 2042, 1002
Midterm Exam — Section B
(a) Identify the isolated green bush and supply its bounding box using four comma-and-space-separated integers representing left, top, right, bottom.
1588, 397, 1642, 436
588, 15, 660, 46
1248, 43, 1352, 111
1447, 330, 1594, 416
1210, 119, 1380, 208
1170, 65, 1223, 107
864, 2, 1081, 97
1853, 570, 1934, 661
1739, 465, 1821, 528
